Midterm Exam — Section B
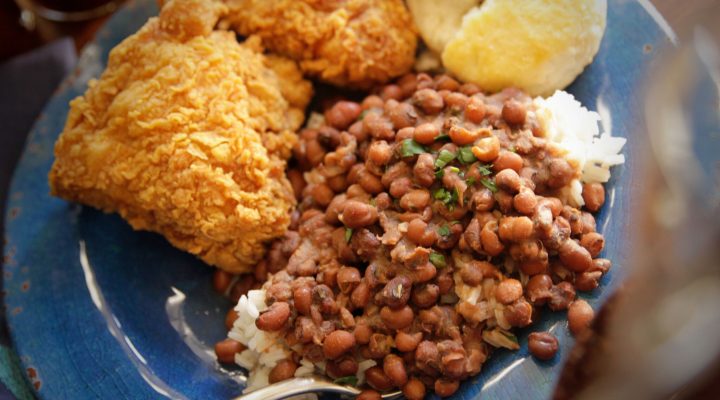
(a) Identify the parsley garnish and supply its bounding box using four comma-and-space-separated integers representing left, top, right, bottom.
435, 169, 444, 179
344, 228, 353, 243
481, 178, 498, 193
334, 376, 358, 386
429, 252, 447, 268
436, 225, 450, 237
400, 139, 427, 158
357, 110, 368, 121
449, 166, 460, 174
434, 132, 450, 141
467, 177, 476, 186
434, 149, 456, 169
457, 146, 477, 164
477, 163, 493, 176
433, 188, 458, 208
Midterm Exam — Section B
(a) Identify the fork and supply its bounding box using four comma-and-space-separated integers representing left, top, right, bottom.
232, 375, 403, 400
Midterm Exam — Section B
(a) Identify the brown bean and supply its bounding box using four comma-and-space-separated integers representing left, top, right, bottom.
502, 99, 526, 126
413, 88, 444, 114
269, 359, 298, 383
215, 339, 244, 363
326, 101, 362, 130
380, 305, 414, 330
365, 366, 394, 391
358, 171, 384, 195
435, 379, 460, 397
402, 378, 426, 400
498, 216, 534, 242
504, 298, 533, 327
548, 282, 576, 311
413, 153, 436, 187
411, 284, 439, 308
398, 73, 418, 96
256, 302, 291, 331
310, 183, 334, 207
582, 183, 605, 212
396, 331, 423, 352
568, 299, 594, 335
357, 389, 382, 400
513, 187, 537, 215
363, 113, 395, 141
527, 274, 553, 305
481, 220, 504, 256
472, 135, 501, 162
547, 158, 575, 189
383, 354, 408, 386
293, 286, 313, 316
381, 84, 403, 101
323, 330, 356, 359
354, 320, 373, 344
387, 178, 412, 201
580, 232, 605, 258
465, 96, 486, 123
388, 102, 418, 129
341, 200, 378, 228
472, 188, 495, 212
411, 122, 438, 145
575, 270, 602, 291
435, 74, 460, 91
494, 150, 524, 172
460, 260, 484, 286
495, 169, 522, 193
367, 140, 393, 167
580, 211, 597, 234
212, 269, 232, 293
558, 239, 593, 272
400, 189, 430, 211
495, 279, 523, 304
528, 332, 558, 360
449, 125, 479, 146
336, 267, 361, 294
225, 309, 239, 330
351, 282, 371, 309
590, 258, 612, 273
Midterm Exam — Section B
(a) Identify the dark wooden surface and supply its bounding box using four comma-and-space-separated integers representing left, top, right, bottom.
0, 0, 717, 63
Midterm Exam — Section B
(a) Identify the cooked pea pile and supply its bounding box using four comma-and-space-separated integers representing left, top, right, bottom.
214, 73, 609, 399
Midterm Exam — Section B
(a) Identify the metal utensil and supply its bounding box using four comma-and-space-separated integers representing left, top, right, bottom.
231, 375, 402, 400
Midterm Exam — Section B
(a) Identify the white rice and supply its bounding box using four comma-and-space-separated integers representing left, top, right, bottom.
533, 90, 627, 206
228, 289, 375, 394
228, 289, 291, 393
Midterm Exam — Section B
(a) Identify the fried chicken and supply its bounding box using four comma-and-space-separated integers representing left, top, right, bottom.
221, 0, 418, 88
48, 0, 313, 273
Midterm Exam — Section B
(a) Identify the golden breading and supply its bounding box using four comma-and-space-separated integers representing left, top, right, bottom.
48, 0, 313, 273
221, 0, 418, 89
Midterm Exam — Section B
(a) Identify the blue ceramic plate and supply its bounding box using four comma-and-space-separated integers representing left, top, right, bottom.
3, 1, 675, 399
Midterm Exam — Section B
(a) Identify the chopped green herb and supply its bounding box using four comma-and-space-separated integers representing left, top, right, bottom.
457, 146, 477, 164
435, 169, 444, 179
434, 149, 456, 169
344, 228, 353, 243
450, 109, 462, 116
500, 330, 519, 344
357, 110, 368, 121
434, 187, 459, 209
400, 139, 427, 158
508, 146, 517, 153
334, 376, 359, 386
477, 163, 493, 176
466, 176, 476, 186
429, 252, 447, 268
449, 166, 460, 174
481, 178, 498, 193
434, 132, 450, 141
369, 198, 376, 207
436, 225, 450, 237
449, 220, 461, 226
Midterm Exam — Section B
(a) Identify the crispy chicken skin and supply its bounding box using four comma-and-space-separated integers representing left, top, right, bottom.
221, 0, 418, 88
48, 0, 313, 273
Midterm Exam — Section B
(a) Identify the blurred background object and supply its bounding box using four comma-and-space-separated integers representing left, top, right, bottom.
554, 1, 720, 399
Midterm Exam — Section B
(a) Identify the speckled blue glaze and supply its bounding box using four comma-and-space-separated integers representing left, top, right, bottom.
3, 1, 676, 399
